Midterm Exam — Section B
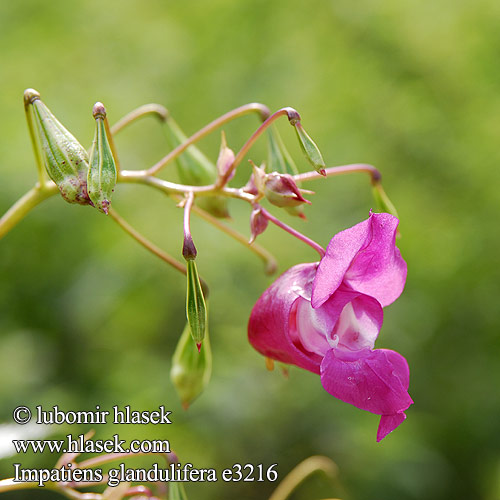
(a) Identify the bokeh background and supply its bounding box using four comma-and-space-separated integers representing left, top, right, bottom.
1, 1, 500, 499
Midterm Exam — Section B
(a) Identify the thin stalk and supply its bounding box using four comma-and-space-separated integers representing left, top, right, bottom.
111, 103, 170, 134
0, 478, 41, 493
182, 191, 196, 259
118, 170, 255, 202
108, 209, 186, 275
268, 456, 339, 500
294, 163, 381, 185
108, 208, 210, 295
0, 183, 58, 239
181, 196, 278, 275
221, 107, 300, 185
259, 206, 325, 258
146, 103, 271, 176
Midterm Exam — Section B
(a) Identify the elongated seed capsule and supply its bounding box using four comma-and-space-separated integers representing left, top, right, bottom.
170, 322, 212, 409
293, 122, 326, 175
24, 89, 90, 205
163, 116, 230, 218
88, 103, 117, 214
185, 259, 207, 348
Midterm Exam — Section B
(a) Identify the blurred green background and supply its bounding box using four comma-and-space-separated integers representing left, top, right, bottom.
1, 0, 500, 499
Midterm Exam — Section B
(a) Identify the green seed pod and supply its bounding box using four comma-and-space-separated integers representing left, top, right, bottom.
170, 322, 212, 409
169, 481, 189, 500
294, 122, 326, 175
88, 103, 117, 214
25, 89, 90, 205
163, 116, 230, 218
268, 126, 298, 176
186, 260, 207, 347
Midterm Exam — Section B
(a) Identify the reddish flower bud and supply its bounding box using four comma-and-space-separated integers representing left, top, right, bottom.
249, 206, 269, 244
263, 172, 312, 208
216, 131, 235, 183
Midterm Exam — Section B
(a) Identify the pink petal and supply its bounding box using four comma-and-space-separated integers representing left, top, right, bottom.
312, 217, 371, 308
248, 263, 322, 374
344, 213, 407, 307
377, 412, 406, 442
320, 348, 413, 416
312, 213, 407, 308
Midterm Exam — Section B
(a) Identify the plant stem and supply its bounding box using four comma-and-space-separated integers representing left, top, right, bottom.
221, 107, 300, 185
259, 206, 325, 258
118, 170, 255, 202
145, 103, 271, 176
268, 456, 339, 500
108, 208, 186, 275
0, 183, 58, 239
186, 199, 278, 275
0, 478, 41, 493
111, 103, 170, 134
294, 163, 381, 185
182, 191, 196, 259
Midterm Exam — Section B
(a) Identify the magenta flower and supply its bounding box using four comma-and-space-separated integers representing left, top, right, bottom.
248, 212, 412, 441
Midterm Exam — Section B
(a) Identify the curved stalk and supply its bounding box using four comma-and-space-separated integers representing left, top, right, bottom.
294, 163, 381, 185
0, 183, 58, 239
145, 103, 271, 176
259, 206, 325, 259
268, 456, 339, 500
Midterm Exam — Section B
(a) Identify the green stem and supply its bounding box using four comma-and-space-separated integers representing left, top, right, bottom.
118, 170, 255, 202
108, 209, 210, 295
0, 183, 58, 239
111, 103, 170, 134
221, 107, 300, 185
0, 478, 42, 493
268, 456, 339, 500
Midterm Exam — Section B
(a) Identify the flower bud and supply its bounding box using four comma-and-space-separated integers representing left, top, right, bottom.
293, 122, 326, 175
25, 89, 90, 205
170, 322, 212, 410
216, 131, 235, 182
249, 206, 269, 243
163, 117, 230, 218
88, 103, 117, 214
268, 127, 298, 176
186, 260, 207, 347
263, 172, 312, 208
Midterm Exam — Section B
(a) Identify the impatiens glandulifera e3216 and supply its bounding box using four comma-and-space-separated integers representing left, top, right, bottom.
248, 212, 412, 441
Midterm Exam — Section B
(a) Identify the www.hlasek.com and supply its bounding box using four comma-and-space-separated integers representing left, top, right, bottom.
13, 463, 279, 487
13, 433, 171, 455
